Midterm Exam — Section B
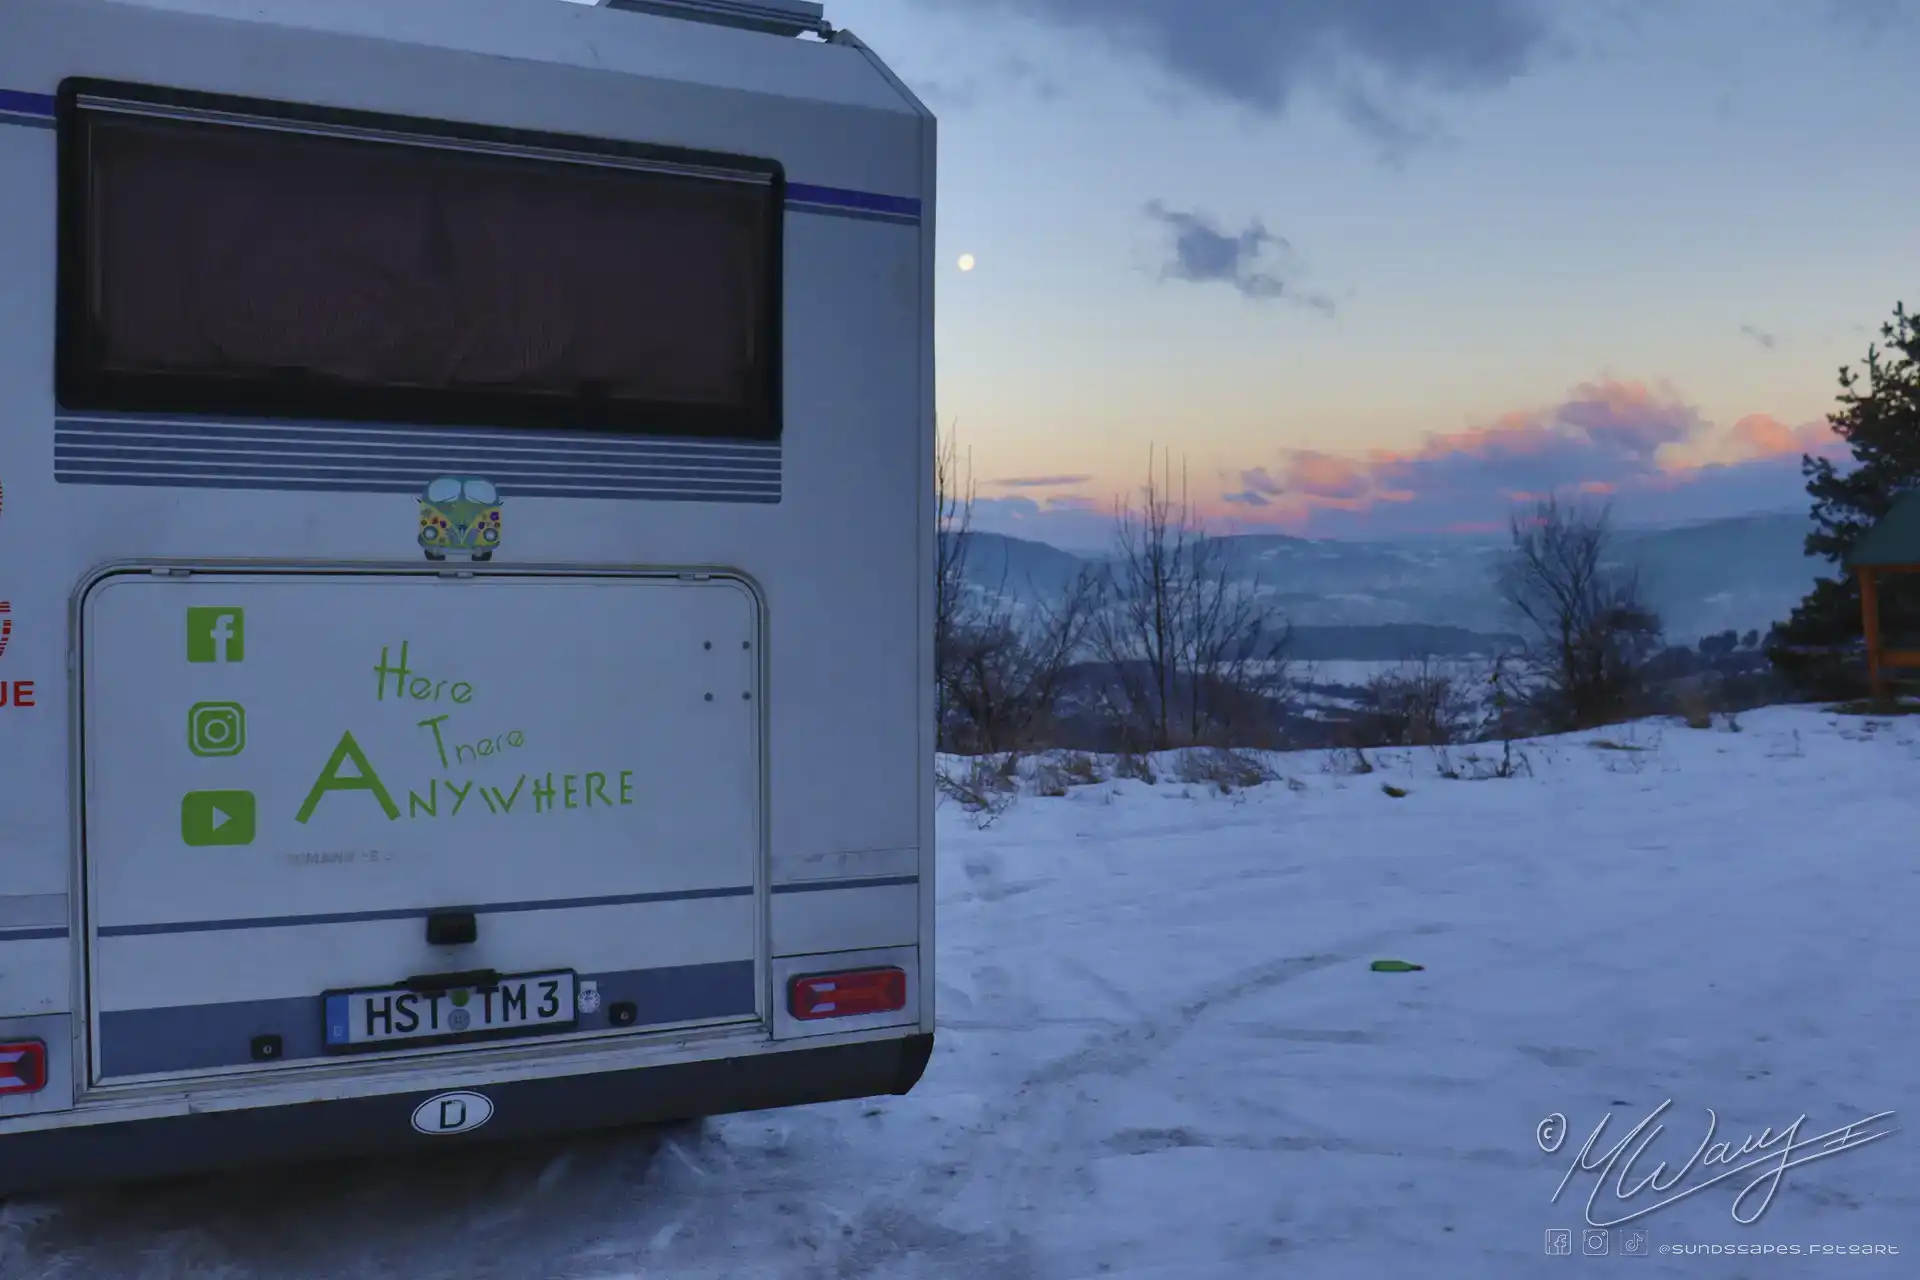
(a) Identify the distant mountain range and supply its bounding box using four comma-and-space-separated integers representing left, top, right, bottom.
952, 510, 1831, 657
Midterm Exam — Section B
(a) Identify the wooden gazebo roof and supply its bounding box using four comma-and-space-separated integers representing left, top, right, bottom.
1847, 490, 1920, 570
1848, 490, 1920, 699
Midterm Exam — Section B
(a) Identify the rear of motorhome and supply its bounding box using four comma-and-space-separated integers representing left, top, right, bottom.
0, 0, 935, 1190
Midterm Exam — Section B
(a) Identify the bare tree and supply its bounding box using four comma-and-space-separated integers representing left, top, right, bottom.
1091, 448, 1290, 750
1351, 655, 1470, 746
934, 425, 1101, 753
1499, 497, 1663, 730
943, 569, 1101, 753
935, 427, 976, 747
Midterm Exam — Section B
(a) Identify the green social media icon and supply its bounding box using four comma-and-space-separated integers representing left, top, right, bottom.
186, 607, 245, 663
187, 702, 247, 757
182, 790, 256, 847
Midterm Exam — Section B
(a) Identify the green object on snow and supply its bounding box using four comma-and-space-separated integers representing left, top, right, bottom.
1370, 959, 1424, 973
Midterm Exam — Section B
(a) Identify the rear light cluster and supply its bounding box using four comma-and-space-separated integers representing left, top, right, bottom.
0, 1041, 46, 1095
787, 967, 907, 1021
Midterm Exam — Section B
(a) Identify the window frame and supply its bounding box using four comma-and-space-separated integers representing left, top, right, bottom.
54, 77, 787, 442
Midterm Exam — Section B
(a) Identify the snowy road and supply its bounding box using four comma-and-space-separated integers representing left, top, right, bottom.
4, 707, 1916, 1278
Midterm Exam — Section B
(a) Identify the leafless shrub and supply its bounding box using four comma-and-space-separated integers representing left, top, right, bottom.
1676, 687, 1713, 729
1325, 745, 1376, 776
935, 427, 975, 746
1061, 753, 1104, 785
936, 428, 1100, 753
1466, 746, 1534, 779
942, 573, 1100, 753
1113, 752, 1158, 784
1350, 656, 1470, 747
1029, 758, 1073, 798
1432, 738, 1533, 781
1089, 448, 1291, 753
1174, 746, 1277, 794
1828, 697, 1920, 717
935, 755, 1019, 827
1499, 497, 1664, 731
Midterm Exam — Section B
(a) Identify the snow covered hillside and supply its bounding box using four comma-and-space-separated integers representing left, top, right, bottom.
4, 707, 1916, 1278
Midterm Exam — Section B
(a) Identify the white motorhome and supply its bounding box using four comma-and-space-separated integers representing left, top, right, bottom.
0, 0, 935, 1190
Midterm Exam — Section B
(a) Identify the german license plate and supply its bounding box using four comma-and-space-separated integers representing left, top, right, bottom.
323, 970, 577, 1051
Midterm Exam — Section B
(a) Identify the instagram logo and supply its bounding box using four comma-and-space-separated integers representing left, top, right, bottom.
188, 701, 247, 757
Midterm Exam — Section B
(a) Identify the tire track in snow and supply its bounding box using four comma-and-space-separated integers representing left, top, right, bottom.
817, 923, 1454, 1277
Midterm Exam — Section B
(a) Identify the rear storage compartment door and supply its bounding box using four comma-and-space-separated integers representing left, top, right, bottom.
79, 568, 764, 1085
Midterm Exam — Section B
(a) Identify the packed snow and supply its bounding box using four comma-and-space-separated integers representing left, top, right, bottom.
3, 705, 1915, 1278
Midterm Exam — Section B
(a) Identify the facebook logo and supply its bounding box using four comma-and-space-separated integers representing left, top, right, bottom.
186, 608, 245, 663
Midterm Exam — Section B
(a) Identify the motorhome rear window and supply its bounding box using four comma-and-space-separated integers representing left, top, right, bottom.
55, 81, 784, 440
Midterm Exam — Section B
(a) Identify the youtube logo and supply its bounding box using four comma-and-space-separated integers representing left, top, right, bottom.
181, 790, 256, 847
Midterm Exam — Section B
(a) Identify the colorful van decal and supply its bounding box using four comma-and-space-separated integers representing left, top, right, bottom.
418, 476, 503, 562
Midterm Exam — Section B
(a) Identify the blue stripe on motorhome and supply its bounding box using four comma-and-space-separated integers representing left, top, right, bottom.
97, 959, 758, 1077
771, 875, 920, 894
54, 414, 782, 502
0, 88, 55, 123
785, 183, 920, 219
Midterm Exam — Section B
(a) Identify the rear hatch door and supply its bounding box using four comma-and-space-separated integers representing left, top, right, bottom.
79, 568, 763, 1085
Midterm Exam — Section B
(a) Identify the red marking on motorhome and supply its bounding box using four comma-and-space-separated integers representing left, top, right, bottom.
0, 680, 34, 709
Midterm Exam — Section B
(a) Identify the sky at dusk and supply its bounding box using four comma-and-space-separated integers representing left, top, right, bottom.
799, 0, 1919, 549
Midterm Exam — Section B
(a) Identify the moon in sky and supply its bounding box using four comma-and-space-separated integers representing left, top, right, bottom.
957, 253, 976, 272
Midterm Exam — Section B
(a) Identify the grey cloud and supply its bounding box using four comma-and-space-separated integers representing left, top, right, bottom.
1145, 202, 1335, 310
1238, 466, 1285, 495
1827, 0, 1918, 38
911, 0, 1554, 149
901, 54, 1058, 113
1739, 323, 1778, 350
913, 77, 980, 110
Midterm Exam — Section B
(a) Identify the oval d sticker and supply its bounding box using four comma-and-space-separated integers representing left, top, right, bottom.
411, 1090, 494, 1136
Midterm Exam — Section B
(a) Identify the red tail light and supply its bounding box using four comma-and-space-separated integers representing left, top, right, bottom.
0, 1041, 47, 1095
787, 967, 907, 1021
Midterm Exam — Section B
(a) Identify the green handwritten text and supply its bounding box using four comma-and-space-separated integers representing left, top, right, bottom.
416, 715, 527, 768
297, 731, 402, 824
374, 641, 475, 704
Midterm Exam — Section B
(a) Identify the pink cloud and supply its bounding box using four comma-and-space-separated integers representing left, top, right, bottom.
991, 474, 1095, 488
1208, 377, 1842, 536
1724, 413, 1840, 461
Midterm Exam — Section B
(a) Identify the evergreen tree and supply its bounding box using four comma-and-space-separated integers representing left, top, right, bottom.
1770, 303, 1920, 695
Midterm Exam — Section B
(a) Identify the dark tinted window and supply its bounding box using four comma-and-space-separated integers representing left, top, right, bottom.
58, 84, 783, 440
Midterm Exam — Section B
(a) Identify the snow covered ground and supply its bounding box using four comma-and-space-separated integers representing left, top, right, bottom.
3, 705, 1917, 1278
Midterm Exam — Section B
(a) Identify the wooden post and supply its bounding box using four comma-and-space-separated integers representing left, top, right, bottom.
1860, 566, 1884, 701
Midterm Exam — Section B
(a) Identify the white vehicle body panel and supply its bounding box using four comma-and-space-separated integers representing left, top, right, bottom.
0, 0, 935, 1185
